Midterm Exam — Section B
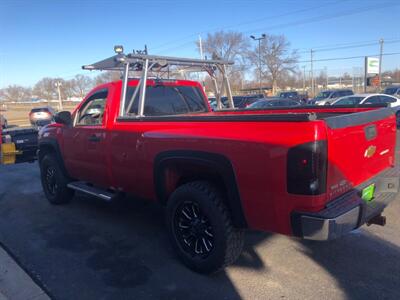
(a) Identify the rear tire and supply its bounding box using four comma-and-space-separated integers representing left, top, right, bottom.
166, 180, 244, 274
40, 154, 74, 204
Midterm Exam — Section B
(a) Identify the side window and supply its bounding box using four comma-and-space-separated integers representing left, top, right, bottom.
335, 98, 354, 105
331, 92, 339, 98
75, 90, 108, 126
364, 96, 381, 104
379, 95, 396, 103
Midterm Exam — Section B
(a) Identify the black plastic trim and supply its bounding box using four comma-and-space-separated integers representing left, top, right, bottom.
38, 138, 71, 178
154, 150, 247, 228
117, 113, 315, 123
324, 107, 394, 129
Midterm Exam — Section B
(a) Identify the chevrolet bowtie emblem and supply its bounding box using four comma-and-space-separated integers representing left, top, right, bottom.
364, 145, 377, 158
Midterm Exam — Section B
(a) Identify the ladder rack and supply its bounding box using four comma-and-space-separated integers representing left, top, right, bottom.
82, 46, 235, 116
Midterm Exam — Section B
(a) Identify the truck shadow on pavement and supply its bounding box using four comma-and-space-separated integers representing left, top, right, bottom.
299, 233, 400, 300
45, 193, 400, 300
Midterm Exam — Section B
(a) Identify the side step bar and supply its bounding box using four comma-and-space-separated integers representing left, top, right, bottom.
67, 181, 116, 201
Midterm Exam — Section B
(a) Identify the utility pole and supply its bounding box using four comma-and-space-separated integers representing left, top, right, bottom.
55, 81, 63, 111
251, 34, 266, 95
310, 49, 314, 97
199, 35, 204, 60
379, 38, 384, 90
302, 65, 306, 91
325, 66, 328, 88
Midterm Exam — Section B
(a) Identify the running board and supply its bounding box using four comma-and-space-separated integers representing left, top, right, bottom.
67, 182, 116, 201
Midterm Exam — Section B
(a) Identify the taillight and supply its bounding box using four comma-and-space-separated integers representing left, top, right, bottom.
287, 140, 327, 195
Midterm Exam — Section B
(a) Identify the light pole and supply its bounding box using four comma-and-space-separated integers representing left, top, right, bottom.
250, 34, 266, 95
55, 81, 63, 111
378, 38, 384, 90
310, 49, 314, 97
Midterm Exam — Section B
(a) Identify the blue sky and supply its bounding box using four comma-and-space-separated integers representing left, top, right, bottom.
1, 0, 399, 88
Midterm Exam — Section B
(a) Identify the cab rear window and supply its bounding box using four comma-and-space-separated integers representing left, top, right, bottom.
125, 85, 207, 116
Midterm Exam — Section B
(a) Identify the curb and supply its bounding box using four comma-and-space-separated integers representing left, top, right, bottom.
0, 242, 52, 300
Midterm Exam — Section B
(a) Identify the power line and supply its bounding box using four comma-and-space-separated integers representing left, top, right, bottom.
297, 37, 400, 51
299, 52, 400, 63
243, 2, 399, 35
297, 40, 400, 54
152, 2, 399, 55
150, 1, 342, 51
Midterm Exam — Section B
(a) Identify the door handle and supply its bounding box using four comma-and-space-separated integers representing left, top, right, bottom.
88, 135, 101, 142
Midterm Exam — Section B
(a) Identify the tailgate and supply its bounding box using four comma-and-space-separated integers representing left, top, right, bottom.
324, 108, 397, 201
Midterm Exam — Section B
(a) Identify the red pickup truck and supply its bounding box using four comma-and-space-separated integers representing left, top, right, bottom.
38, 52, 399, 273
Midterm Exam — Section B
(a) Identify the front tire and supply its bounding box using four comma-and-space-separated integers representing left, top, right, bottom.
166, 181, 244, 273
39, 154, 74, 204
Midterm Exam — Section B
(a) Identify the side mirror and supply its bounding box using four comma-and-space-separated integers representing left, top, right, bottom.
54, 111, 72, 126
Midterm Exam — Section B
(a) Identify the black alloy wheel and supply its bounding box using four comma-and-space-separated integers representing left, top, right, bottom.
174, 201, 214, 258
166, 180, 244, 273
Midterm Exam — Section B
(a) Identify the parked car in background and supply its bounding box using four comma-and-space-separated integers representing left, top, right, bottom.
310, 89, 354, 105
331, 93, 400, 107
247, 97, 301, 108
278, 91, 309, 104
278, 91, 300, 100
0, 114, 7, 129
331, 93, 400, 126
222, 94, 264, 108
384, 85, 400, 97
29, 106, 56, 127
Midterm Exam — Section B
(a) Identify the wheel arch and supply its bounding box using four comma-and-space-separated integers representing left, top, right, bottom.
38, 138, 70, 178
154, 150, 247, 228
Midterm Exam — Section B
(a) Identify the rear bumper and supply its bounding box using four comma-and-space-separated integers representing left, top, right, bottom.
291, 166, 399, 240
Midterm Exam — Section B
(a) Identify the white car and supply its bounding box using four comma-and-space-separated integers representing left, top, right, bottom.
331, 93, 400, 107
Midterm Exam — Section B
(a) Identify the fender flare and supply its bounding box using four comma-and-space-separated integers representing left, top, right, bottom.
38, 138, 70, 178
154, 150, 247, 228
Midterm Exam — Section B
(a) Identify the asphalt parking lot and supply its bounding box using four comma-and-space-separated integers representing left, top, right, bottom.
0, 150, 400, 299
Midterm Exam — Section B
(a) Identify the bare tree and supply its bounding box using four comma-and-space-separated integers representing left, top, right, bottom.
1, 85, 32, 102
33, 77, 60, 100
94, 71, 121, 85
70, 74, 94, 98
197, 31, 249, 93
249, 34, 298, 94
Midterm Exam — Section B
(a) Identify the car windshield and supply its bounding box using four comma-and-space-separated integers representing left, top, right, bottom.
31, 108, 50, 113
334, 96, 364, 105
280, 92, 296, 98
384, 88, 399, 95
315, 91, 331, 100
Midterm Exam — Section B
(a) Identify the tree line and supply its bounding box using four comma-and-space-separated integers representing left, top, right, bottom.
0, 72, 120, 102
